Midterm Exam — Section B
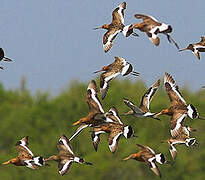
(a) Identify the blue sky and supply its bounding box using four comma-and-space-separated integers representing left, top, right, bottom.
0, 0, 204, 94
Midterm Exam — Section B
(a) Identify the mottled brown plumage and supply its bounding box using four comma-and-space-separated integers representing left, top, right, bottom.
70, 80, 108, 141
132, 14, 179, 49
91, 107, 133, 153
45, 135, 92, 176
94, 2, 138, 52
123, 144, 167, 177
2, 136, 45, 169
94, 57, 139, 99
179, 36, 205, 60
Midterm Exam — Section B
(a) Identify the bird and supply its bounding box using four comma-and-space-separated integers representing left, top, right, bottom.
90, 106, 134, 153
123, 144, 168, 177
93, 2, 138, 53
94, 56, 139, 99
169, 112, 197, 138
0, 48, 12, 69
179, 36, 205, 60
162, 133, 197, 160
123, 79, 160, 120
154, 73, 204, 122
45, 135, 92, 176
131, 14, 179, 49
105, 106, 123, 125
69, 80, 111, 141
2, 136, 45, 169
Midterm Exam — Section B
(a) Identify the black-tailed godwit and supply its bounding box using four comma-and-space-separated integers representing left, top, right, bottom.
69, 80, 109, 141
154, 73, 204, 121
179, 36, 205, 60
123, 144, 168, 177
123, 79, 160, 120
94, 2, 138, 52
45, 135, 92, 176
2, 136, 45, 169
91, 106, 134, 153
94, 56, 139, 99
132, 14, 179, 49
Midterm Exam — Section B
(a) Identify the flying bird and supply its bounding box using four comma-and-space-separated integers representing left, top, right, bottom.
154, 73, 204, 122
123, 144, 168, 177
91, 106, 134, 153
132, 14, 179, 49
123, 79, 160, 120
2, 136, 45, 169
0, 48, 12, 69
179, 36, 205, 60
169, 113, 197, 138
69, 80, 110, 141
93, 2, 138, 53
162, 132, 197, 160
45, 135, 92, 176
94, 56, 139, 99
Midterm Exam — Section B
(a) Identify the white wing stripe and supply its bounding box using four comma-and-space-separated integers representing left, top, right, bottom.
108, 132, 122, 151
59, 160, 72, 175
121, 63, 130, 76
61, 139, 74, 155
20, 141, 34, 157
164, 76, 186, 104
90, 89, 104, 113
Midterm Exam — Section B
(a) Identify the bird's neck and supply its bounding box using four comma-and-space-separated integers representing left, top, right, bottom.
3, 157, 20, 165
45, 155, 60, 162
102, 24, 110, 30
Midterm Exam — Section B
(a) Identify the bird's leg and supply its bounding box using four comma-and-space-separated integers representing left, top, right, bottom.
131, 71, 140, 76
165, 33, 179, 50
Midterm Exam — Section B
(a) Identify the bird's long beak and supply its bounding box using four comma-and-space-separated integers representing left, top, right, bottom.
93, 69, 102, 74
84, 161, 93, 165
93, 26, 102, 30
123, 155, 132, 161
150, 113, 161, 121
179, 48, 188, 52
2, 160, 10, 165
198, 116, 205, 120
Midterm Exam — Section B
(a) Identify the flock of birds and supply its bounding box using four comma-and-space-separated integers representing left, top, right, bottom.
2, 1, 205, 178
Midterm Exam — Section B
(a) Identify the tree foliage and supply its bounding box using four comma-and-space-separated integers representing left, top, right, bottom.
0, 79, 205, 180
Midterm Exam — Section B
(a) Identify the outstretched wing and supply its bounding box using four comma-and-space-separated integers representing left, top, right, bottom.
170, 113, 187, 138
58, 159, 73, 176
69, 124, 90, 141
134, 14, 160, 25
103, 28, 121, 53
136, 144, 155, 155
164, 72, 186, 106
57, 135, 74, 156
15, 136, 34, 160
107, 106, 123, 124
147, 157, 161, 177
123, 98, 144, 114
140, 79, 160, 111
108, 129, 123, 153
87, 80, 104, 113
112, 2, 126, 25
91, 129, 106, 152
100, 71, 120, 99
